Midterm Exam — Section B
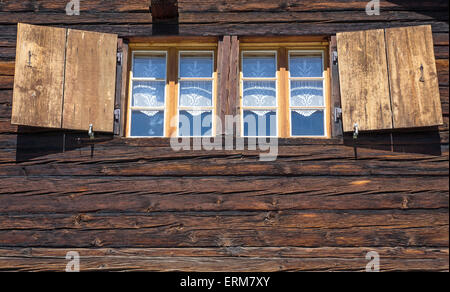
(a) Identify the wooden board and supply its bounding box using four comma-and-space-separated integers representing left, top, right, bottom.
386, 25, 443, 129
337, 29, 393, 132
62, 29, 117, 133
11, 23, 66, 128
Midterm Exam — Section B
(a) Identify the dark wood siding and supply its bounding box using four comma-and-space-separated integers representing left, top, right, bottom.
0, 0, 448, 271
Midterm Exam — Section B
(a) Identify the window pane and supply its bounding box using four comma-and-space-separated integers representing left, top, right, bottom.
243, 110, 277, 137
290, 80, 324, 107
180, 53, 213, 78
179, 110, 212, 137
130, 110, 164, 137
132, 81, 165, 107
290, 54, 323, 78
243, 81, 276, 107
291, 110, 324, 136
133, 55, 166, 79
243, 54, 276, 78
179, 81, 212, 107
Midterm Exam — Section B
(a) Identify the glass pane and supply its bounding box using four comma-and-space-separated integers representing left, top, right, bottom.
179, 81, 213, 107
290, 80, 324, 107
130, 110, 165, 137
180, 53, 213, 78
291, 110, 325, 136
290, 54, 323, 78
243, 54, 276, 78
243, 81, 276, 107
132, 81, 165, 107
133, 55, 166, 79
243, 110, 277, 137
179, 110, 213, 137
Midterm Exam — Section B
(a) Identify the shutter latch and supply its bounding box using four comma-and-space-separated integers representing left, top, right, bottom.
88, 124, 95, 140
117, 52, 123, 65
353, 123, 359, 160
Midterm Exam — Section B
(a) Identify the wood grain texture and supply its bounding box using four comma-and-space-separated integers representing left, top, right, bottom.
0, 0, 448, 273
0, 247, 447, 272
337, 29, 393, 132
11, 23, 66, 128
329, 36, 343, 137
62, 29, 117, 132
386, 25, 444, 129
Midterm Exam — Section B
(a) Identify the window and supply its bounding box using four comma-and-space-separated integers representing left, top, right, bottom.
178, 52, 215, 137
289, 51, 326, 137
240, 45, 330, 138
241, 52, 278, 137
127, 45, 217, 137
129, 52, 167, 137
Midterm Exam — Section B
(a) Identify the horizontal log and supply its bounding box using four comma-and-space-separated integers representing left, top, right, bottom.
177, 0, 449, 13
0, 10, 447, 25
0, 144, 447, 177
0, 21, 447, 41
0, 0, 446, 14
0, 210, 447, 248
0, 12, 153, 25
0, 247, 447, 272
179, 10, 448, 24
0, 0, 149, 13
0, 210, 447, 231
0, 176, 448, 213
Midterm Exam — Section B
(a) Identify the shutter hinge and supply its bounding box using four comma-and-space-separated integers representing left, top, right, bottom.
117, 52, 123, 65
114, 109, 121, 122
334, 107, 342, 123
113, 109, 121, 135
332, 51, 338, 65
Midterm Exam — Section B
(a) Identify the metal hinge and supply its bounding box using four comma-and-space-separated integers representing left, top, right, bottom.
117, 52, 123, 65
334, 107, 342, 123
114, 109, 121, 122
332, 51, 338, 65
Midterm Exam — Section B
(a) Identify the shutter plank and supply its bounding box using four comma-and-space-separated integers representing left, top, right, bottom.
62, 29, 118, 133
337, 29, 393, 132
11, 23, 66, 128
386, 25, 443, 129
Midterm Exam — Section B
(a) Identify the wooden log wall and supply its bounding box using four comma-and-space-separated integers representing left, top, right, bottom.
0, 0, 448, 272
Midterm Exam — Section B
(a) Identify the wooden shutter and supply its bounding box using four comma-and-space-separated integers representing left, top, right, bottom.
336, 25, 443, 132
336, 29, 393, 132
11, 23, 118, 132
62, 29, 118, 132
385, 25, 443, 129
11, 23, 66, 128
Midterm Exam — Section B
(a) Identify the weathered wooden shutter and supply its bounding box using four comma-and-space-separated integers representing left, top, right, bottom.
11, 24, 66, 129
12, 23, 118, 133
336, 25, 443, 132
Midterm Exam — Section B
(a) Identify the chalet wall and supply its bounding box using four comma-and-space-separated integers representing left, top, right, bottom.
0, 0, 448, 272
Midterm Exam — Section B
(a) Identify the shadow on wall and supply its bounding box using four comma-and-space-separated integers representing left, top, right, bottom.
387, 0, 449, 24
343, 127, 443, 156
15, 126, 113, 162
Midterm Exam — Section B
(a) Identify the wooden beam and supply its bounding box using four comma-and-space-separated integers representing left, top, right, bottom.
151, 0, 178, 21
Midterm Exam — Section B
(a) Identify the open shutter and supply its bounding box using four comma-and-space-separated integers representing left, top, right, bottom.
11, 23, 66, 129
385, 25, 443, 129
336, 25, 443, 132
11, 23, 118, 133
